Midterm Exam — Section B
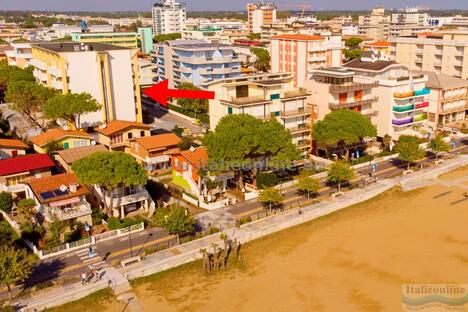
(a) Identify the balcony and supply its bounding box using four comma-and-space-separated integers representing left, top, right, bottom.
46, 202, 92, 222
282, 88, 310, 99
281, 107, 311, 118
288, 124, 311, 134
440, 103, 468, 114
413, 114, 428, 123
362, 110, 379, 117
328, 97, 378, 110
220, 95, 271, 106
394, 88, 430, 100
443, 93, 467, 102
112, 189, 150, 207
415, 101, 429, 109
29, 58, 46, 70
392, 117, 413, 127
393, 104, 414, 112
329, 82, 377, 93
296, 140, 311, 149
0, 183, 26, 193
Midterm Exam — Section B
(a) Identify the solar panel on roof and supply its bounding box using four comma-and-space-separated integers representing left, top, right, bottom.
40, 191, 54, 200
53, 189, 69, 197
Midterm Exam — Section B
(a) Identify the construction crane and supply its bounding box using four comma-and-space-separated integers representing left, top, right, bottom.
276, 3, 312, 16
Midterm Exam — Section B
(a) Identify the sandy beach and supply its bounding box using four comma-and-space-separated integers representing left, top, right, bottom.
53, 167, 468, 312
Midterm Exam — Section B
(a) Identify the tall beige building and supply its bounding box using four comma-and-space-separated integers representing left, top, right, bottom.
389, 30, 468, 79
247, 3, 277, 33
357, 8, 390, 40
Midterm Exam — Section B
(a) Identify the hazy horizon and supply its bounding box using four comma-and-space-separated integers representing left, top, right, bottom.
0, 0, 467, 12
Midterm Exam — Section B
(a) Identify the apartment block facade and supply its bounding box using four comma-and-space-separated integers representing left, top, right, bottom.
389, 30, 468, 79
71, 32, 139, 49
424, 72, 468, 129
270, 34, 342, 87
29, 42, 143, 128
5, 42, 33, 68
207, 72, 312, 156
357, 8, 390, 40
247, 2, 277, 33
152, 0, 186, 35
151, 40, 242, 89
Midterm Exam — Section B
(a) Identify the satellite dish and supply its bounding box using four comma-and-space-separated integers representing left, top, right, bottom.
59, 184, 68, 192
91, 140, 96, 145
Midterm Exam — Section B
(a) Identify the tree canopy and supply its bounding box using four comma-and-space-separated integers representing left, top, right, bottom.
0, 245, 36, 301
250, 47, 270, 72
5, 80, 55, 116
247, 33, 261, 40
344, 49, 362, 61
296, 176, 320, 199
203, 114, 300, 188
327, 160, 354, 192
43, 92, 101, 129
313, 109, 376, 158
176, 82, 208, 117
394, 135, 425, 170
429, 136, 450, 160
153, 33, 181, 43
258, 187, 283, 212
154, 205, 194, 245
0, 192, 13, 214
345, 37, 363, 48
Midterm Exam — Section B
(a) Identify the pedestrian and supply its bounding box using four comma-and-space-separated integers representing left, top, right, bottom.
298, 208, 303, 215
81, 273, 87, 285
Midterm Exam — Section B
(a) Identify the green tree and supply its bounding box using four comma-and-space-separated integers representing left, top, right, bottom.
72, 152, 148, 216
16, 198, 36, 221
0, 192, 13, 214
153, 33, 181, 43
256, 172, 278, 189
203, 114, 299, 190
5, 81, 54, 118
343, 49, 362, 61
8, 66, 35, 83
296, 176, 320, 199
313, 109, 376, 159
381, 134, 393, 152
43, 92, 101, 129
328, 160, 354, 192
429, 136, 450, 160
155, 205, 194, 245
176, 82, 208, 118
250, 47, 270, 72
45, 216, 66, 248
394, 135, 425, 170
0, 221, 14, 246
0, 245, 36, 301
247, 33, 261, 40
345, 37, 363, 48
258, 187, 283, 212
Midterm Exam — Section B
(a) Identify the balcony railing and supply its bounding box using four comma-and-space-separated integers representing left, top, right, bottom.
440, 104, 468, 114
392, 117, 413, 126
415, 101, 429, 109
288, 124, 311, 134
47, 202, 92, 221
393, 104, 414, 112
220, 95, 271, 106
112, 190, 149, 207
281, 107, 311, 118
329, 97, 378, 110
329, 82, 377, 93
282, 88, 309, 99
413, 114, 428, 122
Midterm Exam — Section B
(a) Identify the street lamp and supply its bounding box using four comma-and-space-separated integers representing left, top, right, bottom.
84, 222, 93, 258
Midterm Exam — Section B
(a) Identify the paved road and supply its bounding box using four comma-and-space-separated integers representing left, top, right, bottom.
3, 137, 467, 300
141, 97, 203, 135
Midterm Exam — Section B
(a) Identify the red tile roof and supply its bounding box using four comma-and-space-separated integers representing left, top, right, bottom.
271, 34, 323, 41
28, 173, 90, 204
0, 154, 55, 176
30, 129, 92, 147
95, 120, 151, 136
135, 133, 181, 151
364, 41, 391, 47
180, 147, 208, 169
0, 139, 29, 149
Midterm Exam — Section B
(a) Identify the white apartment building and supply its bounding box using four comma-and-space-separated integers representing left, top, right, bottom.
247, 2, 277, 33
389, 30, 468, 79
270, 34, 343, 87
304, 54, 430, 140
29, 42, 142, 128
152, 0, 186, 35
5, 42, 33, 69
207, 72, 312, 157
358, 8, 390, 40
391, 7, 428, 26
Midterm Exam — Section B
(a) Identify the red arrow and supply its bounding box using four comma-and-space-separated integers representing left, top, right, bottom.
143, 79, 215, 107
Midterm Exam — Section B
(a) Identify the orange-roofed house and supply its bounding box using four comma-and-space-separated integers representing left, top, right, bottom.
362, 41, 391, 60
95, 120, 151, 151
30, 129, 93, 153
172, 147, 234, 207
0, 138, 28, 159
127, 133, 181, 175
25, 173, 93, 224
270, 34, 343, 87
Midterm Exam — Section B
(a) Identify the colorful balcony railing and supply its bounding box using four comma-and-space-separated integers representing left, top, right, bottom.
415, 101, 429, 109
414, 88, 430, 96
393, 104, 414, 112
413, 114, 428, 122
392, 117, 413, 126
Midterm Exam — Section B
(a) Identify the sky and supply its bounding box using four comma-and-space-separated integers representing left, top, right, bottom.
0, 0, 467, 12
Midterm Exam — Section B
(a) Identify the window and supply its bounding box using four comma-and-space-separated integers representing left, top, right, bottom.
128, 132, 133, 140
270, 93, 280, 100
228, 107, 233, 115
140, 131, 145, 137
236, 85, 249, 98
274, 111, 280, 117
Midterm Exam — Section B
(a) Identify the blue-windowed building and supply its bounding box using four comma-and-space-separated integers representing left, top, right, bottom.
151, 40, 242, 89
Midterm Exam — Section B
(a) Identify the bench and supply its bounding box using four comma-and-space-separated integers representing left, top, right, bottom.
120, 256, 142, 267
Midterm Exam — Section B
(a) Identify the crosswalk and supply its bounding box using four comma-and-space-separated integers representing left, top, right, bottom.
75, 247, 107, 269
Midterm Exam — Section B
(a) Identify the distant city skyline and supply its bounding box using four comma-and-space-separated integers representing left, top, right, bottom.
0, 0, 467, 12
